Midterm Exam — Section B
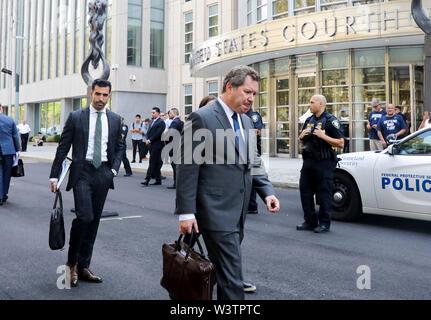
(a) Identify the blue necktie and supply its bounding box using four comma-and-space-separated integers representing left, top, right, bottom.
232, 113, 246, 161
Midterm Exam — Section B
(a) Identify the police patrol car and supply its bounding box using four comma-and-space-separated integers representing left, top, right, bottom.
332, 127, 431, 222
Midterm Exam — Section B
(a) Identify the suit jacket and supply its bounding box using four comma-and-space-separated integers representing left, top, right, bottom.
167, 117, 184, 157
49, 107, 125, 191
175, 100, 274, 232
147, 117, 166, 149
0, 114, 20, 155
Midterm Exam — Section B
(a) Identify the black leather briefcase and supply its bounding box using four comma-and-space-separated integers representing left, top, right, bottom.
11, 159, 24, 177
161, 232, 215, 300
49, 191, 65, 250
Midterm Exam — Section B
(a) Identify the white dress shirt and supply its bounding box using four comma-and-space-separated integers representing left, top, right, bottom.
17, 123, 31, 134
179, 97, 245, 222
86, 105, 109, 162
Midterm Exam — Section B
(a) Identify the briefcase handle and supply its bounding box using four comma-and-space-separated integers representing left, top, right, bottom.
52, 191, 63, 211
176, 230, 206, 261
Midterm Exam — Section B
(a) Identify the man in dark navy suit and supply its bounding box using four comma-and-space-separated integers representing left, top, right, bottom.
141, 107, 166, 186
0, 104, 20, 206
49, 79, 125, 287
166, 108, 184, 189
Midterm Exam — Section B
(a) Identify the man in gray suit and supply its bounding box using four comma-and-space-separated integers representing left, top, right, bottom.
0, 104, 20, 205
175, 66, 280, 300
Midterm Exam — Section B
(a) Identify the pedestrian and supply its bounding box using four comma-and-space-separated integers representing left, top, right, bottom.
377, 104, 407, 148
49, 79, 125, 287
198, 95, 217, 109
121, 117, 133, 177
130, 114, 145, 163
367, 98, 386, 151
141, 118, 150, 160
240, 102, 263, 216
395, 105, 410, 136
166, 108, 183, 190
176, 65, 280, 300
141, 107, 166, 186
0, 104, 20, 206
17, 120, 31, 152
297, 94, 344, 234
419, 111, 431, 129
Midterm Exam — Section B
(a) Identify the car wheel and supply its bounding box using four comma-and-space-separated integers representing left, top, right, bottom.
332, 171, 361, 221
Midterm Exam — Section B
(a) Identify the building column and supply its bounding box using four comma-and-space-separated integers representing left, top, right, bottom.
60, 98, 73, 131
24, 103, 35, 137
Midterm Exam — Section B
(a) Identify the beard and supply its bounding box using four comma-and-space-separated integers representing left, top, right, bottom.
93, 101, 106, 111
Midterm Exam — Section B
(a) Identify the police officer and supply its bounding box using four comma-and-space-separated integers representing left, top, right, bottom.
121, 118, 133, 177
297, 95, 344, 233
242, 105, 263, 214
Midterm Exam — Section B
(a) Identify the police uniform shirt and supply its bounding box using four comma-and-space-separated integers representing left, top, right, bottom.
302, 110, 344, 140
246, 108, 263, 130
368, 109, 386, 140
376, 114, 407, 140
121, 124, 128, 140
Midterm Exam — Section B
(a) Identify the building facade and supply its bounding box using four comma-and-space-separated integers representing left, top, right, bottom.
0, 0, 167, 143
173, 0, 429, 157
0, 0, 429, 157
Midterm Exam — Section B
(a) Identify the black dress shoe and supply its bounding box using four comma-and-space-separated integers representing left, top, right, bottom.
0, 200, 3, 206
141, 181, 149, 186
131, 160, 136, 163
296, 222, 317, 231
124, 173, 132, 177
2, 195, 7, 202
150, 181, 162, 185
167, 185, 176, 189
161, 176, 166, 180
243, 281, 256, 293
314, 225, 330, 233
248, 210, 258, 214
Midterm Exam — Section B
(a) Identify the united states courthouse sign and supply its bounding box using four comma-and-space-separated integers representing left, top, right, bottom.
190, 0, 430, 76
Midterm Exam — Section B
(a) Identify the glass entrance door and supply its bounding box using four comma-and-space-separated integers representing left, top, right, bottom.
412, 65, 424, 131
389, 66, 411, 132
275, 78, 290, 155
296, 73, 316, 156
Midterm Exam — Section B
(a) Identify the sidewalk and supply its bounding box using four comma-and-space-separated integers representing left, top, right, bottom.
20, 143, 301, 188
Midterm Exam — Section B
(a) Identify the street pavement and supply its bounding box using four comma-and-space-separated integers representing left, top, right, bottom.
0, 161, 431, 300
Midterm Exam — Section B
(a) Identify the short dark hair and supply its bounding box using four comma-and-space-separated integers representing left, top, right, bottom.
395, 106, 403, 112
222, 65, 260, 93
152, 107, 161, 113
199, 95, 217, 108
144, 118, 150, 122
135, 114, 141, 118
92, 79, 112, 93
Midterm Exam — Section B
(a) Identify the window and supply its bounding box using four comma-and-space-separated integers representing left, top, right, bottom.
150, 0, 165, 68
396, 130, 431, 155
184, 85, 193, 115
105, 0, 112, 63
26, 0, 32, 83
65, 0, 71, 75
40, 0, 46, 80
83, 0, 89, 60
128, 0, 142, 66
34, 0, 39, 82
184, 12, 193, 64
208, 5, 218, 38
208, 81, 218, 97
272, 0, 289, 19
294, 0, 315, 15
74, 0, 80, 73
48, 0, 54, 78
320, 0, 347, 11
247, 0, 252, 26
56, 0, 61, 77
257, 0, 267, 22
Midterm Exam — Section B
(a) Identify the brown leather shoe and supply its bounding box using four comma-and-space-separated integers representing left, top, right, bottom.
66, 263, 78, 287
78, 268, 103, 283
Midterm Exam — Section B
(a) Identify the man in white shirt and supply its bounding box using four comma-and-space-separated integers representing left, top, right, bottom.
17, 120, 31, 152
49, 79, 124, 288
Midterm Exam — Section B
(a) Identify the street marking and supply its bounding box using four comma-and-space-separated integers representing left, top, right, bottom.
101, 215, 142, 222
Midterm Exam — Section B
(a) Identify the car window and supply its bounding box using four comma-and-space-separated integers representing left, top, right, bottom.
396, 130, 431, 155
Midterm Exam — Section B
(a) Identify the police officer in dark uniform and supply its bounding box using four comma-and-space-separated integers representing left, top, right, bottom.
121, 118, 133, 177
297, 95, 344, 233
245, 107, 263, 214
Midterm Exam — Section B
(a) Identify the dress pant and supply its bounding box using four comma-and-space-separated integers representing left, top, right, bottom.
201, 225, 245, 300
0, 154, 14, 200
299, 158, 337, 228
69, 162, 112, 268
132, 139, 143, 161
20, 133, 29, 152
122, 148, 132, 175
145, 145, 162, 182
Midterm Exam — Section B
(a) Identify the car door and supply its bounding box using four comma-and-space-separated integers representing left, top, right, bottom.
373, 129, 431, 215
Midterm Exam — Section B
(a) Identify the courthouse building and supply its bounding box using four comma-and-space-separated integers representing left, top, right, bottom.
0, 0, 430, 156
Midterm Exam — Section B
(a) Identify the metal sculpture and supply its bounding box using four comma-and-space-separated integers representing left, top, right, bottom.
81, 0, 110, 86
412, 0, 431, 112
